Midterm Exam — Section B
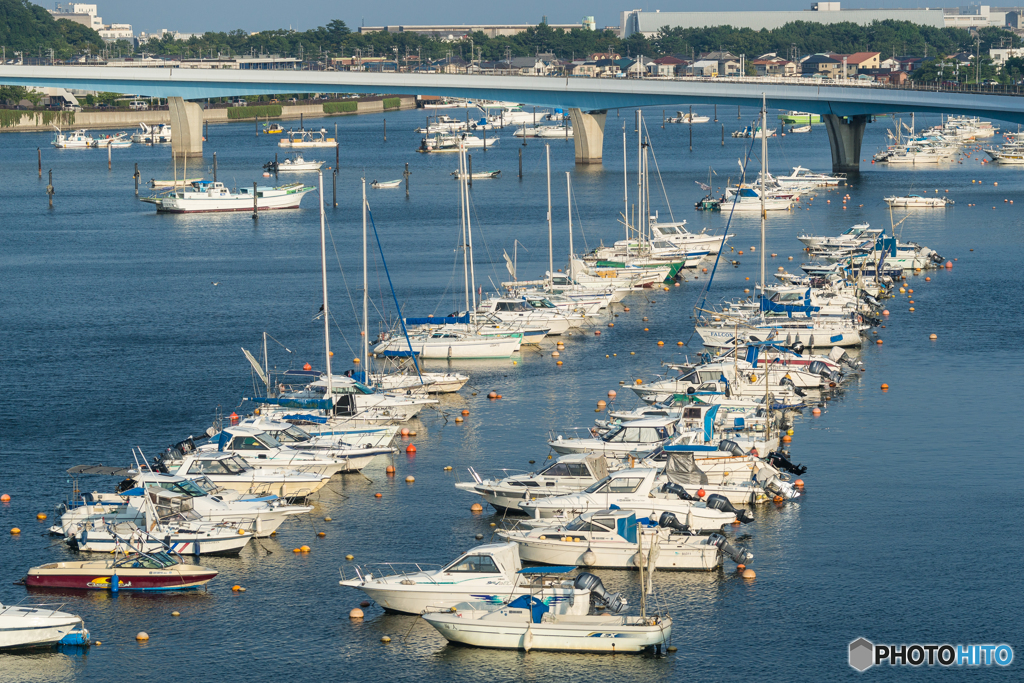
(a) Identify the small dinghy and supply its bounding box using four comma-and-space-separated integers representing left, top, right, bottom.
789, 125, 812, 133
24, 546, 218, 591
451, 169, 501, 179
371, 179, 402, 189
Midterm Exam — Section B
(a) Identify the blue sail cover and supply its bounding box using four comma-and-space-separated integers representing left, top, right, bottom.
243, 397, 334, 410
703, 404, 720, 442
874, 236, 898, 256
378, 350, 420, 357
760, 289, 820, 316
404, 315, 470, 325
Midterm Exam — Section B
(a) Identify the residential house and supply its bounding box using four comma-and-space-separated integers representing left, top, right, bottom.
752, 57, 797, 77
701, 50, 740, 76
509, 57, 550, 75
570, 61, 599, 77
433, 56, 469, 74
686, 60, 718, 77
652, 55, 685, 76
879, 57, 900, 71
896, 56, 924, 72
842, 51, 881, 76
588, 52, 621, 61
801, 54, 842, 77
595, 59, 622, 77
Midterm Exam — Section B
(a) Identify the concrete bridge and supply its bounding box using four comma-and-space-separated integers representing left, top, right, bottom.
4, 66, 1023, 171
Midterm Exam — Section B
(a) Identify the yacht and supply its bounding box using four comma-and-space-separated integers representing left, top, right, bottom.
513, 126, 573, 138
373, 329, 522, 359
774, 166, 845, 186
797, 223, 881, 249
131, 122, 172, 143
476, 295, 581, 335
160, 452, 331, 500
141, 181, 314, 213
25, 548, 218, 591
266, 154, 325, 172
547, 417, 679, 457
454, 453, 610, 513
338, 543, 591, 616
883, 195, 953, 208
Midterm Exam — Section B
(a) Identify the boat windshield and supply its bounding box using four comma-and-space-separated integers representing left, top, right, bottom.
272, 426, 311, 443
223, 456, 252, 473
538, 462, 591, 477
527, 299, 557, 309
565, 516, 614, 532
152, 480, 207, 497
443, 554, 500, 573
583, 475, 613, 494
114, 552, 179, 570
188, 476, 224, 494
187, 457, 250, 475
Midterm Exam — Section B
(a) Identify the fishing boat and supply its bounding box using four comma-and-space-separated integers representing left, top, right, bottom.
421, 571, 671, 653
278, 129, 337, 148
266, 155, 325, 172
371, 179, 402, 189
0, 602, 89, 650
499, 508, 752, 571
132, 123, 172, 143
24, 548, 218, 591
141, 181, 314, 213
669, 111, 709, 123
455, 453, 610, 513
51, 127, 95, 148
263, 122, 285, 134
452, 169, 500, 179
883, 195, 953, 207
338, 543, 591, 616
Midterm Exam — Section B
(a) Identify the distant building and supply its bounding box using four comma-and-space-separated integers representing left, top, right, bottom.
991, 47, 1024, 64
49, 3, 133, 43
801, 53, 843, 77
358, 23, 583, 39
752, 58, 798, 77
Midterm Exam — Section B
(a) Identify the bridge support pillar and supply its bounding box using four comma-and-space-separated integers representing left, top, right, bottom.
823, 114, 868, 174
168, 96, 203, 159
568, 108, 606, 164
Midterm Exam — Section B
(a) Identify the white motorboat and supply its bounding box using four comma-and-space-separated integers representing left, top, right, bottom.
338, 543, 591, 616
373, 329, 522, 359
166, 452, 331, 499
219, 415, 399, 450
883, 195, 953, 208
548, 417, 680, 457
263, 373, 438, 422
420, 132, 499, 151
69, 516, 253, 557
93, 132, 132, 148
422, 572, 670, 653
0, 602, 88, 650
499, 508, 752, 571
278, 129, 337, 148
721, 187, 794, 212
452, 169, 500, 179
141, 181, 313, 213
371, 179, 402, 189
268, 154, 324, 172
365, 368, 468, 393
132, 122, 171, 143
774, 166, 845, 186
518, 468, 753, 531
670, 111, 709, 123
789, 125, 812, 133
649, 217, 730, 254
51, 127, 94, 148
513, 126, 573, 138
476, 295, 580, 335
797, 223, 881, 249
455, 453, 610, 513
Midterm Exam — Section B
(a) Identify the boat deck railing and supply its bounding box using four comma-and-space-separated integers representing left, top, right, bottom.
0, 598, 75, 619
340, 562, 444, 583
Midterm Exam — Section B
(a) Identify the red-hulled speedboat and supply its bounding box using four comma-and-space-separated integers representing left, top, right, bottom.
25, 550, 217, 592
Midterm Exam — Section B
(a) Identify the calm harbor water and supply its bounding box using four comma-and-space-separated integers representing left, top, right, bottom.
1, 106, 1022, 681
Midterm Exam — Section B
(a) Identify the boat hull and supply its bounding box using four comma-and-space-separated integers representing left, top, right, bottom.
25, 565, 217, 591
71, 530, 252, 557
509, 536, 722, 571
0, 611, 84, 650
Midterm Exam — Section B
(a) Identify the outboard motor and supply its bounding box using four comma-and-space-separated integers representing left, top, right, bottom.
662, 483, 698, 502
708, 533, 754, 564
756, 466, 800, 500
863, 294, 880, 307
766, 450, 807, 476
717, 440, 746, 457
705, 493, 755, 524
658, 511, 695, 534
808, 360, 831, 378
789, 341, 805, 355
779, 376, 807, 398
573, 573, 626, 614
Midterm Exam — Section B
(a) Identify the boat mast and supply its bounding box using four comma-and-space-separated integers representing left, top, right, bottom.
638, 522, 646, 618
636, 110, 643, 244
362, 177, 369, 371
318, 170, 333, 396
623, 124, 628, 244
546, 144, 553, 287
459, 146, 470, 312
263, 331, 270, 396
759, 94, 767, 319
566, 172, 574, 267
465, 151, 477, 310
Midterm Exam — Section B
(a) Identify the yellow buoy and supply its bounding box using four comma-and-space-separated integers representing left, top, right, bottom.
300, 545, 311, 553
405, 475, 415, 483
657, 341, 664, 346
10, 528, 20, 534
232, 585, 242, 591
36, 513, 46, 520
345, 554, 354, 561
471, 503, 483, 512
929, 334, 937, 340
324, 517, 332, 522
171, 611, 180, 617
318, 531, 326, 537
741, 569, 756, 579
136, 632, 150, 641
349, 608, 364, 619
381, 636, 391, 643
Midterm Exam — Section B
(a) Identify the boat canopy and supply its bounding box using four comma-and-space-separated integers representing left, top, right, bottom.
666, 452, 710, 487
244, 396, 334, 410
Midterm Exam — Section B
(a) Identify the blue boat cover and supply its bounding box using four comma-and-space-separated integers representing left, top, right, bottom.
664, 443, 721, 452
378, 350, 420, 357
282, 414, 328, 423
119, 487, 145, 497
517, 566, 578, 574
244, 397, 334, 410
703, 404, 720, 442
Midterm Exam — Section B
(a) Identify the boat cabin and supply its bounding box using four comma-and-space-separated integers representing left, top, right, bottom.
599, 418, 676, 445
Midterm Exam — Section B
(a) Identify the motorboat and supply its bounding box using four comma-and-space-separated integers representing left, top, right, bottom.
670, 111, 709, 123
732, 124, 776, 138
513, 126, 573, 138
373, 329, 522, 359
797, 223, 881, 249
163, 452, 331, 500
93, 132, 132, 148
883, 195, 953, 208
371, 179, 402, 189
51, 127, 94, 149
68, 511, 254, 557
499, 508, 752, 571
476, 295, 581, 336
452, 169, 500, 179
132, 122, 171, 143
24, 548, 218, 591
789, 125, 812, 134
0, 602, 88, 650
260, 373, 439, 422
266, 154, 325, 172
547, 417, 679, 457
774, 166, 845, 186
518, 468, 753, 531
421, 572, 669, 653
720, 187, 793, 212
263, 122, 285, 134
141, 181, 314, 213
364, 367, 469, 394
338, 542, 591, 616
455, 453, 610, 513
278, 129, 337, 148
694, 315, 866, 349
648, 217, 730, 254
214, 415, 399, 450
419, 132, 499, 152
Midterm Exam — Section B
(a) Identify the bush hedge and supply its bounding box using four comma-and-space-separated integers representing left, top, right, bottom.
227, 105, 282, 119
323, 101, 357, 114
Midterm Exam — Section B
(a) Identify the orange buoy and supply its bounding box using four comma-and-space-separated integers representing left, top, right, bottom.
876, 339, 883, 345
594, 330, 601, 335
386, 465, 395, 475
488, 391, 497, 399
303, 362, 312, 371
496, 395, 502, 399
657, 341, 664, 346
406, 444, 416, 454
36, 513, 46, 520
300, 545, 311, 553
781, 435, 792, 443
882, 310, 889, 315
230, 412, 239, 425
232, 585, 242, 591
925, 277, 931, 281
635, 379, 643, 385
945, 261, 952, 268
794, 479, 804, 487
353, 358, 359, 363
623, 307, 630, 311
881, 383, 889, 391
471, 503, 483, 512
10, 528, 20, 534
677, 341, 683, 346
556, 360, 563, 365
374, 492, 382, 498
696, 488, 706, 498
741, 569, 756, 579
318, 532, 326, 537
597, 400, 606, 407
773, 495, 785, 503
909, 307, 915, 312
811, 407, 821, 416
349, 608, 364, 619
400, 428, 410, 436
461, 410, 470, 416
607, 322, 614, 327
293, 548, 301, 553
455, 416, 463, 422
0, 494, 9, 502
608, 390, 617, 397
929, 334, 937, 340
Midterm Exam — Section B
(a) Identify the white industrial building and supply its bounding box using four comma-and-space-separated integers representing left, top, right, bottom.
48, 3, 133, 43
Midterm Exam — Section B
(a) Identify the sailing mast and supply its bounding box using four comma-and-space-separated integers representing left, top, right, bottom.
459, 147, 470, 312
566, 172, 574, 268
760, 95, 769, 428
362, 177, 369, 371
318, 169, 333, 397
465, 149, 477, 310
263, 332, 270, 396
546, 144, 553, 287
622, 124, 628, 245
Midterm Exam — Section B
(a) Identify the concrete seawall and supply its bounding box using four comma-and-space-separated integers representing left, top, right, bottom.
1, 96, 416, 132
